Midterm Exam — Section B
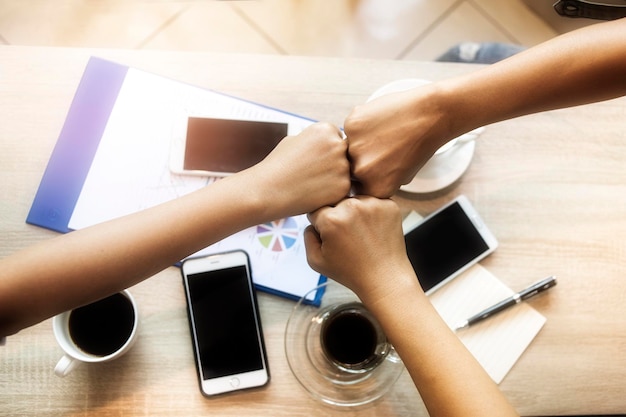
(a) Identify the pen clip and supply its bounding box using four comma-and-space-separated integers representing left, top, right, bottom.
520, 276, 557, 300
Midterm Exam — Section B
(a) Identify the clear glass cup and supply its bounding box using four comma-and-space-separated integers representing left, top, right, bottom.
285, 281, 404, 408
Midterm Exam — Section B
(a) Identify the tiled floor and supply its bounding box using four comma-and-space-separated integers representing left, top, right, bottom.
0, 0, 558, 60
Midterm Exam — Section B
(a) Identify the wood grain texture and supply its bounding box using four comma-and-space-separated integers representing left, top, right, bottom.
1, 46, 625, 416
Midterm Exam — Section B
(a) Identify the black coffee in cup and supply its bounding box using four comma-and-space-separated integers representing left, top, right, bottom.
320, 302, 388, 371
68, 292, 135, 357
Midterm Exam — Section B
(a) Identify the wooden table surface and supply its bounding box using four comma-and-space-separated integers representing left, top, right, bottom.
1, 45, 625, 416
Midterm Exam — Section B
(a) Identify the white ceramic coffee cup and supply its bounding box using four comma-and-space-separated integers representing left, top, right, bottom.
52, 289, 138, 377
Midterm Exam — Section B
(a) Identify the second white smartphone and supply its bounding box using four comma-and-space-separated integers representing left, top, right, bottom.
169, 115, 290, 177
403, 195, 498, 294
181, 250, 269, 396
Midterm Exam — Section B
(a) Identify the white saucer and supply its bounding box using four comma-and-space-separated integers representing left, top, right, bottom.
400, 139, 475, 193
366, 78, 482, 194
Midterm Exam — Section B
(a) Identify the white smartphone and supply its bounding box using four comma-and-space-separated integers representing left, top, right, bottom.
169, 115, 290, 177
403, 195, 498, 294
181, 250, 270, 396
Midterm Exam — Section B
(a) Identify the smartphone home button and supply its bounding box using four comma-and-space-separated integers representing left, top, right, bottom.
229, 377, 241, 388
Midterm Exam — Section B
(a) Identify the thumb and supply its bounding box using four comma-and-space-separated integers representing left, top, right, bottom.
303, 225, 323, 273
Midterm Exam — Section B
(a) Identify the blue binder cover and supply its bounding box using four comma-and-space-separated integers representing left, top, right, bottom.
27, 58, 127, 233
26, 57, 326, 306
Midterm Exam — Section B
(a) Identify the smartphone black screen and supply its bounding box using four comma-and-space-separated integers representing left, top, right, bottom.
187, 266, 264, 379
404, 201, 490, 292
184, 117, 288, 173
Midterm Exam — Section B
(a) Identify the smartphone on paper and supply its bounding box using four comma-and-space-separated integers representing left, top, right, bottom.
169, 115, 289, 177
403, 195, 498, 294
181, 250, 270, 396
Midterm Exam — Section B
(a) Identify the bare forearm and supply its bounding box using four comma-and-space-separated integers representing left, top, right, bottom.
438, 18, 626, 137
363, 277, 518, 417
0, 122, 350, 337
0, 174, 264, 336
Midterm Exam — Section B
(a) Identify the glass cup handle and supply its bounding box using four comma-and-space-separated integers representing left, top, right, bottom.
54, 354, 79, 377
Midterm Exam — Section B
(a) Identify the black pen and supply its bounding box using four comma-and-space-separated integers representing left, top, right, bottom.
454, 276, 557, 331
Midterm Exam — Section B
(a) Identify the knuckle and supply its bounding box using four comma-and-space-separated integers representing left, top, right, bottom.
314, 121, 337, 135
321, 208, 348, 230
344, 107, 362, 131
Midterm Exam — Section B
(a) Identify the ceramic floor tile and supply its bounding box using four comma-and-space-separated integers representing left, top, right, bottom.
140, 1, 280, 53
402, 2, 517, 62
471, 0, 557, 46
0, 0, 185, 48
232, 0, 458, 59
0, 0, 560, 59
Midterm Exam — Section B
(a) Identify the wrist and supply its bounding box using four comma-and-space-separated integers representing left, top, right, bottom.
435, 68, 522, 141
404, 83, 461, 154
356, 260, 426, 313
212, 171, 275, 227
431, 79, 481, 140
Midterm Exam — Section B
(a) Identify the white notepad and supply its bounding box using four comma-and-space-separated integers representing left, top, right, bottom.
429, 263, 546, 384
